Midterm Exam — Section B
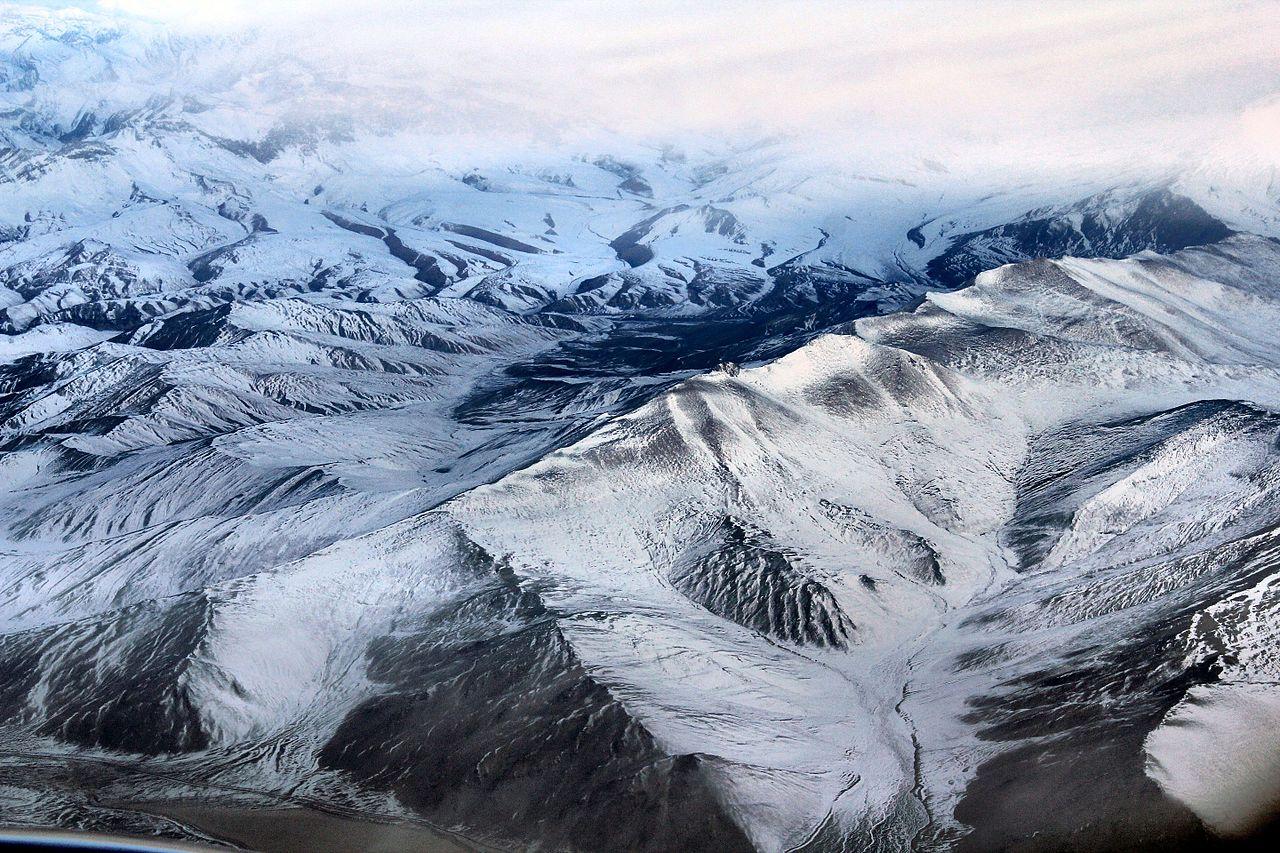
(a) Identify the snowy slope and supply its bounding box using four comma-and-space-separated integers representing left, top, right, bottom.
5, 236, 1280, 851
1, 3, 1262, 344
4, 4, 1280, 851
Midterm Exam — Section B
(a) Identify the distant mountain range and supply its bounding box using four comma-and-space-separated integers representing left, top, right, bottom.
2, 5, 1280, 852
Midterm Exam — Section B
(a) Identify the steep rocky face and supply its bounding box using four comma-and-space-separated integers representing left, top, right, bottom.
321, 556, 754, 853
0, 592, 213, 753
670, 518, 857, 649
927, 188, 1235, 287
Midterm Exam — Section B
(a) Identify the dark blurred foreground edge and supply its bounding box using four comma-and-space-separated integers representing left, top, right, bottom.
0, 830, 222, 852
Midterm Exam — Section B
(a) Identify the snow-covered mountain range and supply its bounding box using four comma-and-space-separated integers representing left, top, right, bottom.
3, 4, 1280, 852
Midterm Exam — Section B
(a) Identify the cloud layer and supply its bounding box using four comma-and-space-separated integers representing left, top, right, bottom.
15, 1, 1280, 173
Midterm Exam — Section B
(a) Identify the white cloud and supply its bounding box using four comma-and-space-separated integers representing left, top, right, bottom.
13, 0, 1280, 173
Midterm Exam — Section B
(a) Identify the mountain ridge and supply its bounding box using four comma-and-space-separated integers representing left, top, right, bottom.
3, 6, 1280, 850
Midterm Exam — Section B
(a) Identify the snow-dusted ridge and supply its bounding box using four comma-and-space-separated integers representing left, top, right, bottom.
6, 236, 1280, 850
4, 4, 1280, 850
3, 3, 1271, 341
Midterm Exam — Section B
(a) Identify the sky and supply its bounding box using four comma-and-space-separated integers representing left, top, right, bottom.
9, 0, 1280, 173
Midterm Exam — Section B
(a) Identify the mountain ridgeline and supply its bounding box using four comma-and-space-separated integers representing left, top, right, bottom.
3, 6, 1280, 853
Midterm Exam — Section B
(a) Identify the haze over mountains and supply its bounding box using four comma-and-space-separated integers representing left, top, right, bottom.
2, 2, 1280, 851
